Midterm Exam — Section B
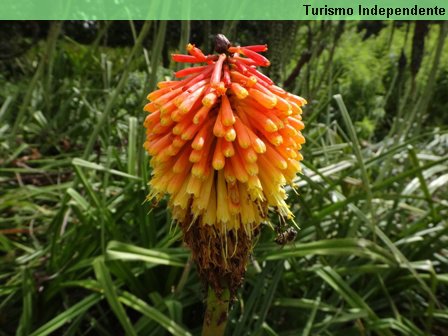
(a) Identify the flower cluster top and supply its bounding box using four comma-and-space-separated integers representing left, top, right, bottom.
144, 36, 306, 233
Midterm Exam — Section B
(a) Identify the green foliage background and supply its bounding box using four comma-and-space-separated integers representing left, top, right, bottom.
0, 20, 447, 335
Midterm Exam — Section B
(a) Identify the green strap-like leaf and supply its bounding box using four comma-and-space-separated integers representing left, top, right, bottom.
93, 257, 137, 336
106, 240, 186, 267
119, 291, 192, 336
29, 294, 101, 336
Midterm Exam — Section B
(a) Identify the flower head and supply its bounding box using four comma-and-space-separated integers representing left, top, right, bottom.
144, 35, 306, 293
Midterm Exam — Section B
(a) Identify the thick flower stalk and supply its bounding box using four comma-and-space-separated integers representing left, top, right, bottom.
143, 35, 306, 296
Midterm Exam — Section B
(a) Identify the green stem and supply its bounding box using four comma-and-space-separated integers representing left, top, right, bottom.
202, 286, 230, 336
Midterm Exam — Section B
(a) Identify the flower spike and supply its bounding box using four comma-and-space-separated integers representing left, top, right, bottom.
143, 34, 306, 296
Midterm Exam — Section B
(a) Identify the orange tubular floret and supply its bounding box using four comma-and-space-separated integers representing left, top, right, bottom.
172, 54, 205, 63
178, 86, 207, 114
215, 81, 227, 96
186, 174, 202, 196
276, 145, 297, 159
223, 64, 231, 87
283, 124, 299, 138
245, 161, 259, 176
222, 140, 235, 157
220, 95, 235, 126
154, 151, 172, 164
148, 121, 170, 135
144, 102, 157, 113
202, 92, 218, 107
233, 117, 251, 148
189, 130, 214, 163
166, 75, 199, 92
246, 127, 266, 154
216, 171, 230, 222
173, 147, 192, 173
243, 44, 268, 52
181, 120, 205, 141
274, 95, 292, 113
281, 129, 302, 147
257, 154, 285, 185
213, 108, 226, 137
240, 47, 270, 67
159, 100, 176, 116
287, 116, 305, 131
264, 110, 284, 129
153, 88, 182, 107
283, 160, 301, 184
171, 109, 185, 122
180, 106, 204, 124
160, 116, 174, 127
238, 103, 278, 133
157, 80, 177, 89
249, 88, 277, 109
211, 54, 227, 87
235, 147, 258, 175
231, 56, 257, 66
187, 43, 207, 62
227, 183, 240, 215
227, 46, 240, 53
148, 87, 171, 101
224, 127, 236, 142
243, 98, 284, 124
213, 138, 226, 170
268, 85, 287, 97
174, 80, 207, 106
264, 131, 283, 147
295, 131, 306, 145
253, 82, 277, 98
230, 83, 249, 99
189, 148, 203, 163
251, 111, 277, 133
246, 67, 273, 85
239, 146, 258, 163
167, 170, 189, 194
193, 105, 213, 124
224, 160, 236, 183
281, 135, 297, 150
172, 136, 186, 148
192, 119, 213, 150
192, 150, 210, 178
230, 71, 257, 87
172, 119, 187, 135
233, 60, 249, 75
289, 101, 303, 115
230, 152, 249, 183
184, 78, 210, 94
166, 143, 183, 156
175, 65, 209, 78
144, 111, 161, 128
150, 172, 171, 191
182, 67, 213, 91
287, 94, 307, 106
173, 102, 198, 121
196, 171, 214, 210
147, 133, 173, 156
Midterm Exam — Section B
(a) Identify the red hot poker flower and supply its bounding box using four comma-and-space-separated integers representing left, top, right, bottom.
143, 35, 306, 294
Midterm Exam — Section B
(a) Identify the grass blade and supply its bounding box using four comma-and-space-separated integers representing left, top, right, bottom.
93, 257, 137, 336
261, 238, 394, 264
119, 291, 191, 336
29, 294, 101, 336
106, 241, 185, 267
